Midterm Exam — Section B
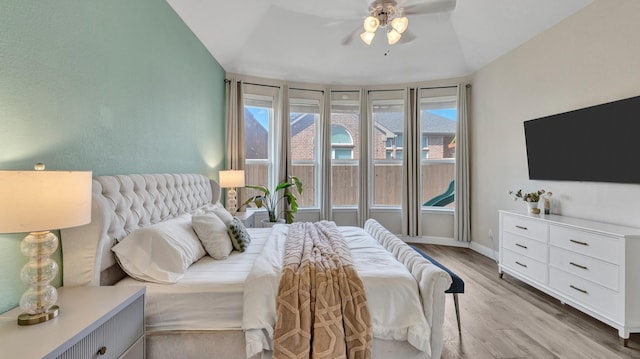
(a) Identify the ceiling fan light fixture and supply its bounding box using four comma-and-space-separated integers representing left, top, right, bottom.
391, 16, 408, 34
363, 16, 380, 33
360, 31, 376, 45
387, 29, 402, 45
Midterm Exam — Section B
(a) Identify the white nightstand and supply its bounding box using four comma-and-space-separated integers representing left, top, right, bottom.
235, 209, 256, 228
0, 286, 145, 359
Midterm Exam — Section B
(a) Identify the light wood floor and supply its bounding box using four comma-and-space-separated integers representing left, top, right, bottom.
411, 244, 639, 359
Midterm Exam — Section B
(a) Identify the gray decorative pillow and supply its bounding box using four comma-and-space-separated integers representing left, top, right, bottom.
228, 217, 251, 252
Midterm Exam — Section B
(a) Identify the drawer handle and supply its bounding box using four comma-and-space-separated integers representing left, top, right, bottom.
515, 243, 528, 249
515, 261, 528, 268
570, 285, 588, 294
97, 346, 107, 356
570, 239, 589, 246
515, 225, 528, 230
569, 262, 588, 270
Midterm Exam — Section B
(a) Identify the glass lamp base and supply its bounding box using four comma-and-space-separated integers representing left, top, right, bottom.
17, 305, 59, 326
226, 188, 238, 215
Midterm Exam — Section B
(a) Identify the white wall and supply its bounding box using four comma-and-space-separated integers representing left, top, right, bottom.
471, 0, 640, 251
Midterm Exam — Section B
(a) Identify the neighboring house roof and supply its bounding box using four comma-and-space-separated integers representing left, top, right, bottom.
291, 113, 315, 137
244, 108, 268, 159
373, 111, 456, 135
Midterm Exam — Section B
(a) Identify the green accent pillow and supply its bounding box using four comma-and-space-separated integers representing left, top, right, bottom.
228, 217, 251, 252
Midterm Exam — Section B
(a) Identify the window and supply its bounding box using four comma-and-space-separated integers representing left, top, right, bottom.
331, 125, 354, 160
238, 82, 460, 224
371, 91, 405, 207
242, 85, 278, 202
420, 88, 457, 208
330, 91, 360, 207
290, 93, 321, 208
421, 135, 429, 159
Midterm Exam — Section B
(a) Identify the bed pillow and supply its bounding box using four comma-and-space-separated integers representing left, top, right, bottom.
210, 206, 234, 226
192, 214, 233, 260
111, 214, 206, 283
197, 202, 234, 226
228, 217, 251, 252
193, 202, 224, 215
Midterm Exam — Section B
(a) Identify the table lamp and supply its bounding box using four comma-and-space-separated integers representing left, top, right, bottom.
0, 164, 91, 325
218, 170, 245, 215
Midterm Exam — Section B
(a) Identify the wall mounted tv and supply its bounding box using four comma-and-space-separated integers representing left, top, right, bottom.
524, 95, 640, 184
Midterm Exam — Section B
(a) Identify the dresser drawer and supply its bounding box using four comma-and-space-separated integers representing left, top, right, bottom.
549, 246, 619, 291
502, 249, 547, 284
120, 335, 145, 359
549, 267, 621, 321
57, 295, 144, 359
549, 226, 619, 263
502, 215, 548, 243
503, 231, 548, 262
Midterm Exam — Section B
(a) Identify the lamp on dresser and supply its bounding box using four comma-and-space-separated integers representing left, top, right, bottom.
219, 169, 245, 215
0, 164, 91, 325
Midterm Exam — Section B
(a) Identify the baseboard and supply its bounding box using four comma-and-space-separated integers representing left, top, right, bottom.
402, 235, 498, 262
469, 241, 499, 262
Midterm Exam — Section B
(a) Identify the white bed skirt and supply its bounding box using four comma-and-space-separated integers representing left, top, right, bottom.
146, 331, 428, 359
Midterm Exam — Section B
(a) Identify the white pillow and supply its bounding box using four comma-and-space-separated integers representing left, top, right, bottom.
192, 214, 233, 260
112, 214, 206, 283
201, 202, 234, 226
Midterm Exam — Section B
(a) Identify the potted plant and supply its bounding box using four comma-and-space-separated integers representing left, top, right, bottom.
241, 176, 303, 224
508, 189, 551, 214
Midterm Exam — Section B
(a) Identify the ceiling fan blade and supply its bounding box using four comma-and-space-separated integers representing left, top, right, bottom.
403, 0, 456, 15
398, 29, 416, 44
341, 25, 362, 46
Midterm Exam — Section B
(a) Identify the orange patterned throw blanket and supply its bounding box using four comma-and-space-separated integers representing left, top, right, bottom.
273, 221, 372, 359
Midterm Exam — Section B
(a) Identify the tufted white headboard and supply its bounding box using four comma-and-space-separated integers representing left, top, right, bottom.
60, 173, 220, 287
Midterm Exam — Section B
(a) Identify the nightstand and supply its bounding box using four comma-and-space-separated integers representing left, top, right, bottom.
235, 209, 256, 228
0, 286, 145, 359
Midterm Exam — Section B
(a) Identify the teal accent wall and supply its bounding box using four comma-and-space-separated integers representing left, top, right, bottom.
0, 1, 226, 312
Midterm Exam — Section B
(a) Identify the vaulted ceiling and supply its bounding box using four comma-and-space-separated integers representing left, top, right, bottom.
166, 0, 593, 85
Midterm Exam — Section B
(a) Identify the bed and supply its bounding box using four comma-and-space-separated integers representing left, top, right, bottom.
60, 173, 452, 359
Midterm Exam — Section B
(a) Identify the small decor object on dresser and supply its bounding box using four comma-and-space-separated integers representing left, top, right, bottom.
508, 189, 550, 214
543, 191, 553, 214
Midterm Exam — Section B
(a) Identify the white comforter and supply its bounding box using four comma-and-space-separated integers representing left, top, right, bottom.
243, 224, 433, 358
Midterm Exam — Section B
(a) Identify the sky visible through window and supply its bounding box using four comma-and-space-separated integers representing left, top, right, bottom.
248, 107, 269, 129
429, 109, 456, 120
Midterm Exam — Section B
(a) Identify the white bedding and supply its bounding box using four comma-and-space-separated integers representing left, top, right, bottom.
244, 224, 432, 358
61, 174, 450, 359
116, 228, 272, 332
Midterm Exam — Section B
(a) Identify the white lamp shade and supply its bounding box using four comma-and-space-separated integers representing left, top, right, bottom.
387, 29, 402, 45
363, 16, 380, 33
360, 31, 376, 45
391, 16, 408, 34
0, 170, 92, 233
219, 170, 245, 188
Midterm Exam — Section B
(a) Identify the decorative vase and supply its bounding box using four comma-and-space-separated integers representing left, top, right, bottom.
544, 198, 551, 214
526, 201, 540, 214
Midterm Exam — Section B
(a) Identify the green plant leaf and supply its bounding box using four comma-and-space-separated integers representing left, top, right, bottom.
245, 185, 270, 196
284, 192, 298, 212
243, 176, 303, 222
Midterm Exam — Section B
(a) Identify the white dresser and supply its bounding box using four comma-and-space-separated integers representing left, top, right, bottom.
0, 286, 145, 358
499, 210, 640, 345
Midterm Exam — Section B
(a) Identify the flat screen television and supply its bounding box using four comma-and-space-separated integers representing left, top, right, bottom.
524, 95, 640, 184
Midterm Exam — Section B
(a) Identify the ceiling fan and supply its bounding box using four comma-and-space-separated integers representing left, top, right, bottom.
347, 0, 457, 46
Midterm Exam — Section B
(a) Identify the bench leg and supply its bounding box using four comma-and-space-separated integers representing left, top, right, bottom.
453, 293, 461, 333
